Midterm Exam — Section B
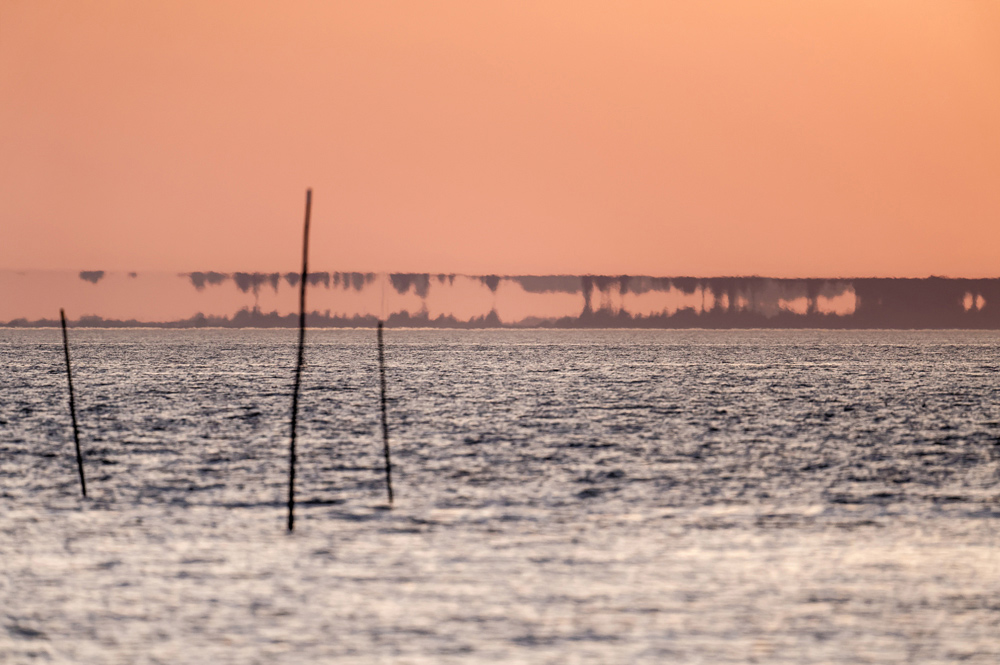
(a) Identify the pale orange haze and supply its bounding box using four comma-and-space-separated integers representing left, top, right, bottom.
2, 1, 999, 277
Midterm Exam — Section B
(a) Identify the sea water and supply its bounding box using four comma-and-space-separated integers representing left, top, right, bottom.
1, 329, 998, 663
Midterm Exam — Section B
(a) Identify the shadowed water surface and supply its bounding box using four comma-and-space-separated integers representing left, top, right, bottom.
1, 329, 999, 663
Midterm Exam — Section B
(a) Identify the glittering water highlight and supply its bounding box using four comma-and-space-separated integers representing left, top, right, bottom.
2, 329, 999, 663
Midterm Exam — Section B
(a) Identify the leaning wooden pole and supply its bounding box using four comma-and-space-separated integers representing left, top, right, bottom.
377, 321, 394, 505
60, 309, 87, 498
288, 188, 312, 531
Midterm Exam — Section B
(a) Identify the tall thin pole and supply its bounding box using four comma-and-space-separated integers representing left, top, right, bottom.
60, 309, 86, 498
377, 321, 394, 505
288, 188, 312, 531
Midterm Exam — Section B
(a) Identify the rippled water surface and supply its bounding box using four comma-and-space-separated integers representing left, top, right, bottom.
2, 329, 999, 663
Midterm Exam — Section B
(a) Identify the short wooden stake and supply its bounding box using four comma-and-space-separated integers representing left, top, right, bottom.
377, 321, 394, 505
60, 309, 87, 498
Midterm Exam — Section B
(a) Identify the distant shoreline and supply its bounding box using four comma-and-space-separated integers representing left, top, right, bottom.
5, 316, 1000, 331
3, 274, 998, 329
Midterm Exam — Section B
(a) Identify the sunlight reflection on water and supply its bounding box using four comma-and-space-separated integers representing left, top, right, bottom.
1, 329, 999, 663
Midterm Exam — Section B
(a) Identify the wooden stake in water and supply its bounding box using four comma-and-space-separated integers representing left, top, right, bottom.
288, 188, 312, 532
60, 309, 87, 498
377, 321, 394, 505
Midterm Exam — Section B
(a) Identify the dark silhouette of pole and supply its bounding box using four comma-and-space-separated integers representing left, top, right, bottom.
288, 188, 312, 531
377, 321, 394, 505
60, 309, 86, 498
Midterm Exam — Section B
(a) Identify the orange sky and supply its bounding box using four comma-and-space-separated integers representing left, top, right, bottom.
2, 1, 999, 277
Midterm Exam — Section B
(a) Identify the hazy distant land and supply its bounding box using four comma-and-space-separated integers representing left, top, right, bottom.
1, 271, 997, 329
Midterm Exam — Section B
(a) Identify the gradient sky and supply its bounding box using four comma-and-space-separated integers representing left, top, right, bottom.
2, 1, 999, 277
